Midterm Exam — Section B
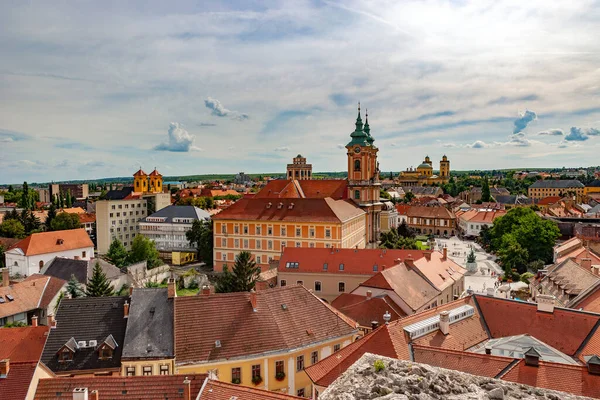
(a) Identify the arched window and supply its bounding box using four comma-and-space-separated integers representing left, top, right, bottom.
39, 260, 44, 270
354, 159, 361, 171
354, 190, 360, 200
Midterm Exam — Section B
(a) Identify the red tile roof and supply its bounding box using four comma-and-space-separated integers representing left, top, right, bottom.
475, 295, 600, 355
198, 379, 302, 399
149, 169, 162, 177
212, 198, 364, 223
8, 229, 93, 256
0, 361, 38, 400
412, 344, 514, 378
278, 248, 427, 275
500, 359, 600, 398
34, 374, 207, 400
406, 205, 455, 219
331, 293, 406, 328
254, 180, 348, 200
133, 169, 148, 177
458, 209, 506, 224
0, 275, 66, 319
174, 286, 358, 364
537, 196, 562, 206
394, 204, 411, 215
0, 326, 50, 362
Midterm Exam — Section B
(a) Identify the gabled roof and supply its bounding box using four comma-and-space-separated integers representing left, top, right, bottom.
331, 293, 406, 327
0, 362, 39, 400
122, 288, 174, 359
198, 379, 303, 399
0, 274, 66, 319
278, 248, 427, 275
537, 196, 562, 206
254, 179, 348, 199
43, 257, 122, 285
406, 205, 455, 219
174, 286, 357, 365
148, 168, 162, 177
212, 197, 364, 223
530, 179, 584, 189
133, 168, 148, 177
7, 229, 93, 256
540, 259, 600, 301
34, 374, 207, 400
41, 297, 129, 373
458, 209, 506, 224
140, 205, 210, 224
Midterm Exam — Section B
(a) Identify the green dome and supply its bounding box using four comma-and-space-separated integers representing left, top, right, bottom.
417, 163, 433, 169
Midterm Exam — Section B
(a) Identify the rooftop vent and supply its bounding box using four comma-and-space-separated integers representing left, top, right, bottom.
404, 305, 475, 340
281, 304, 288, 310
0, 297, 5, 304
215, 340, 222, 348
77, 341, 87, 348
6, 295, 14, 302
56, 239, 64, 245
88, 340, 97, 348
288, 202, 295, 209
277, 202, 283, 209
266, 202, 272, 209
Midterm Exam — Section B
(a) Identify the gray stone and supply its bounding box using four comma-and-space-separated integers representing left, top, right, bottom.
488, 387, 504, 400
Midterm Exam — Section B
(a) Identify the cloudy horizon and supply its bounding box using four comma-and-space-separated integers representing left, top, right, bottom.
1, 0, 599, 183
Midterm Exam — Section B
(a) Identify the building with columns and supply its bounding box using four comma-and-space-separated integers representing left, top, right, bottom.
397, 155, 451, 187
346, 107, 382, 245
287, 154, 312, 180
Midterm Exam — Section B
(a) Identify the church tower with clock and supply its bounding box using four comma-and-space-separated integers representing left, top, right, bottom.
346, 104, 382, 245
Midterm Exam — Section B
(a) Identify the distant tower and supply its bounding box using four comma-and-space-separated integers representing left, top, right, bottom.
346, 105, 382, 245
440, 155, 450, 179
287, 155, 313, 180
133, 169, 148, 193
149, 168, 163, 193
424, 155, 432, 167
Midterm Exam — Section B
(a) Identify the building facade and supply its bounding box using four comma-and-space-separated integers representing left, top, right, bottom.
457, 209, 506, 237
287, 155, 312, 180
96, 198, 148, 254
49, 183, 89, 200
528, 180, 585, 201
397, 155, 451, 187
406, 206, 456, 236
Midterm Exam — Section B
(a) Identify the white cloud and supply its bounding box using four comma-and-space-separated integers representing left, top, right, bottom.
274, 146, 290, 152
154, 122, 202, 152
467, 140, 488, 149
538, 129, 564, 136
204, 97, 249, 121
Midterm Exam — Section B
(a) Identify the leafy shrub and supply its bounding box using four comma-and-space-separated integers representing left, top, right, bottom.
374, 359, 385, 372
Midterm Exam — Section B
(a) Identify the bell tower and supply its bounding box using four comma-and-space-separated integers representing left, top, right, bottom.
440, 155, 450, 180
133, 168, 148, 193
346, 104, 382, 246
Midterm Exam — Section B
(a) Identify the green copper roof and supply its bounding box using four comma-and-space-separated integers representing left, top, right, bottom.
346, 104, 373, 147
418, 163, 433, 169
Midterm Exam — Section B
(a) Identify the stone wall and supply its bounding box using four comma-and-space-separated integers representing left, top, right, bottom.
320, 353, 592, 400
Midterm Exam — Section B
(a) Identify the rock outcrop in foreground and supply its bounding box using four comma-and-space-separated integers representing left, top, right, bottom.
320, 353, 593, 400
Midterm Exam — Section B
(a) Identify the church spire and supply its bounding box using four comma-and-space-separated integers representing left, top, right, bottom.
364, 108, 370, 134
354, 102, 363, 132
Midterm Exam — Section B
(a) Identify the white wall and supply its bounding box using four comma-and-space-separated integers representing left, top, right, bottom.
5, 246, 94, 277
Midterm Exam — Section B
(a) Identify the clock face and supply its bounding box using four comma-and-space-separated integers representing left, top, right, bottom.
354, 146, 361, 154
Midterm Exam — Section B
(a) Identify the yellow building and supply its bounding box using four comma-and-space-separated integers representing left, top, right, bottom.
397, 155, 451, 187
134, 168, 164, 194
287, 154, 312, 180
528, 179, 585, 202
173, 285, 359, 398
584, 179, 600, 197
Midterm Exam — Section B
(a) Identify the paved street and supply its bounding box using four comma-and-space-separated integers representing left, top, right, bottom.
434, 236, 502, 294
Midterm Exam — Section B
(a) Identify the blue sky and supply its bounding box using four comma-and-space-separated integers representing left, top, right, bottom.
1, 0, 600, 183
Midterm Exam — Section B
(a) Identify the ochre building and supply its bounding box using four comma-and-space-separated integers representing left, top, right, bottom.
397, 155, 450, 187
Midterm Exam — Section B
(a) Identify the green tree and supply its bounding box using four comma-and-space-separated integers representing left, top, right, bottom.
215, 251, 261, 293
128, 235, 161, 268
186, 219, 214, 267
0, 244, 4, 269
379, 229, 418, 250
481, 176, 491, 202
403, 191, 416, 204
397, 220, 415, 238
467, 249, 476, 264
50, 212, 81, 231
19, 181, 30, 210
106, 238, 128, 267
86, 262, 114, 297
66, 274, 84, 298
0, 219, 26, 238
21, 209, 41, 234
497, 236, 529, 274
45, 204, 57, 230
65, 191, 73, 208
380, 189, 391, 200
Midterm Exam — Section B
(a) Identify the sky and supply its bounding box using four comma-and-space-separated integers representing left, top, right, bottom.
1, 0, 600, 183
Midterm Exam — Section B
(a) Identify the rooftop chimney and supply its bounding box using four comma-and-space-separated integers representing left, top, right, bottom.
0, 359, 9, 378
442, 247, 448, 261
366, 290, 372, 299
250, 289, 257, 312
72, 388, 88, 400
123, 301, 129, 319
1, 268, 8, 287
587, 355, 600, 375
524, 347, 541, 367
129, 286, 134, 296
405, 256, 415, 268
381, 265, 386, 271
423, 251, 432, 261
201, 285, 211, 295
536, 294, 556, 313
90, 390, 99, 400
439, 311, 450, 335
581, 258, 593, 271
48, 314, 57, 329
31, 316, 38, 327
371, 321, 379, 331
183, 377, 191, 400
167, 278, 177, 299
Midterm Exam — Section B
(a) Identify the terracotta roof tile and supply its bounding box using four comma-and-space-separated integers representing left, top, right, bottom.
199, 379, 302, 399
537, 196, 562, 206
212, 198, 364, 223
0, 275, 65, 319
8, 229, 93, 256
0, 361, 38, 400
254, 180, 348, 200
578, 323, 600, 363
331, 293, 406, 328
34, 374, 207, 400
458, 210, 506, 224
278, 248, 427, 275
412, 344, 514, 378
475, 296, 600, 355
500, 359, 600, 398
406, 205, 455, 219
174, 286, 357, 365
133, 168, 148, 177
0, 326, 50, 362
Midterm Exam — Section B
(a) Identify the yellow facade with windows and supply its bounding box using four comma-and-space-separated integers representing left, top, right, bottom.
175, 335, 354, 397
213, 217, 366, 272
121, 358, 176, 377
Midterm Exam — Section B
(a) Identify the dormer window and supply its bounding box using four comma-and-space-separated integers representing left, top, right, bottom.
99, 344, 113, 359
59, 348, 73, 362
